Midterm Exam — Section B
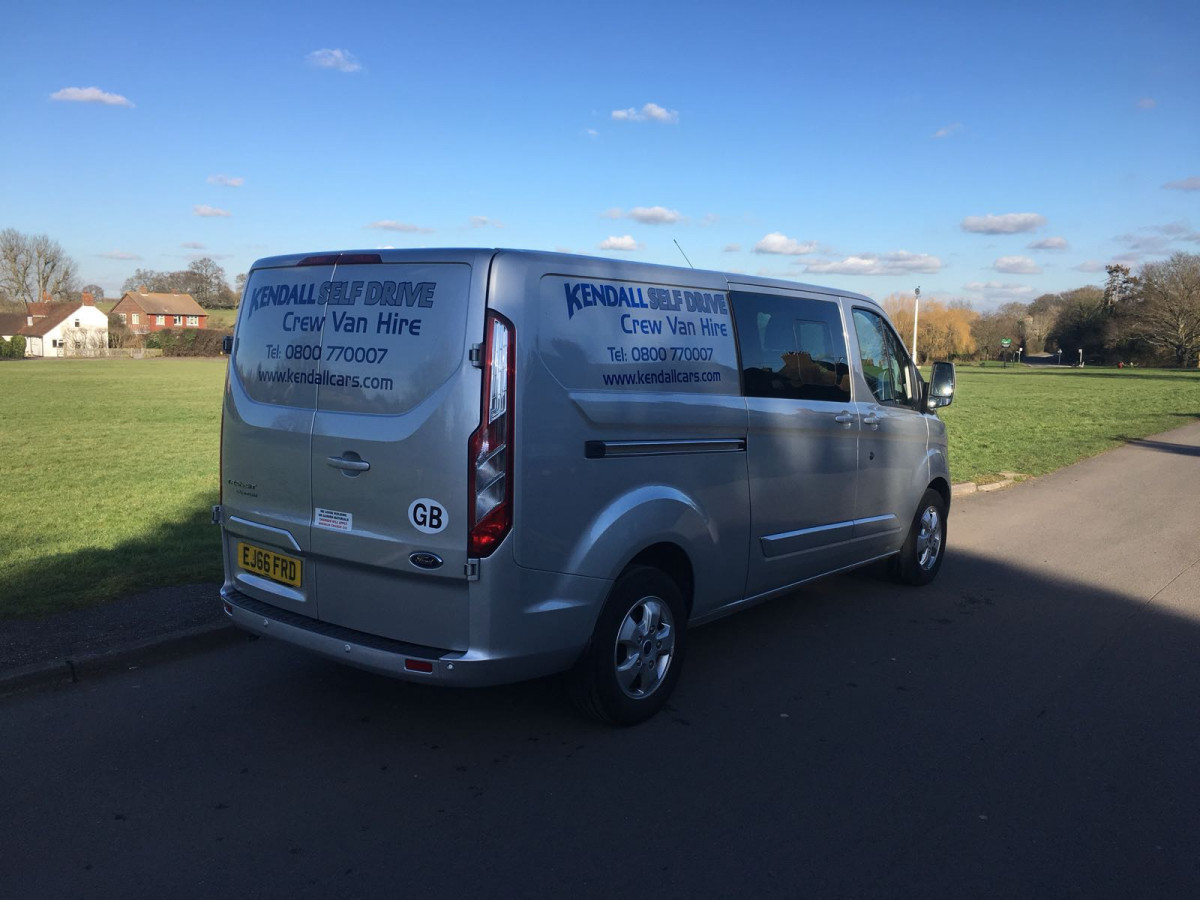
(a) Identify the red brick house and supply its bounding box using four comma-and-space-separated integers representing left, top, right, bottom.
110, 289, 207, 335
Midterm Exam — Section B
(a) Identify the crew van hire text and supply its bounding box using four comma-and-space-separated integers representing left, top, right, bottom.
246, 280, 436, 320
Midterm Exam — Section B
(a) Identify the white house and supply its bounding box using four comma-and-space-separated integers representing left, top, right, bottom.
15, 293, 110, 357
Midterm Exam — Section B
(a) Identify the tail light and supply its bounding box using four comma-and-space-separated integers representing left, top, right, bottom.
468, 312, 515, 557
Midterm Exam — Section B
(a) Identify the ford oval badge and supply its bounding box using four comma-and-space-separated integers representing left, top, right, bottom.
409, 552, 444, 570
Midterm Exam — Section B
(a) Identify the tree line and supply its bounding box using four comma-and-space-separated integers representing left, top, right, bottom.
4, 226, 1198, 367
883, 253, 1200, 368
0, 228, 241, 311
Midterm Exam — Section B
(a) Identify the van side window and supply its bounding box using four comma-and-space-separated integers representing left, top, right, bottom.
852, 308, 919, 407
731, 292, 851, 403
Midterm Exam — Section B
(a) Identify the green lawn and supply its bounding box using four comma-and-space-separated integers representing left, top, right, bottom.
941, 366, 1200, 483
1, 359, 226, 618
0, 360, 1197, 619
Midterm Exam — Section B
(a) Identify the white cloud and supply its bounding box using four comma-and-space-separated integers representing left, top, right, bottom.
307, 49, 361, 72
207, 174, 244, 187
586, 129, 599, 138
367, 220, 434, 233
723, 243, 742, 253
1073, 260, 1106, 273
181, 242, 205, 249
804, 251, 943, 275
1164, 176, 1200, 191
629, 206, 683, 225
1137, 98, 1157, 109
961, 213, 1047, 234
194, 205, 231, 217
50, 86, 134, 107
754, 232, 817, 256
98, 250, 141, 260
600, 207, 624, 220
599, 235, 643, 251
1029, 236, 1068, 250
699, 213, 720, 227
993, 255, 1042, 274
963, 281, 1037, 302
469, 216, 503, 228
932, 122, 962, 139
611, 102, 679, 124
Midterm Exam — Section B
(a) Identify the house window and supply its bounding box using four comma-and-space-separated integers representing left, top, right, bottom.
174, 315, 183, 326
132, 314, 140, 325
52, 339, 62, 348
187, 316, 199, 326
156, 315, 165, 326
74, 318, 81, 328
117, 313, 127, 324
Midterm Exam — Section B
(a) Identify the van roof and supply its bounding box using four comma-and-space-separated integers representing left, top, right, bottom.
247, 247, 882, 309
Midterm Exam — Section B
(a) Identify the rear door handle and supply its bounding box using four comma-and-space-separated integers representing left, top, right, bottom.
834, 412, 855, 427
327, 455, 370, 472
862, 414, 880, 430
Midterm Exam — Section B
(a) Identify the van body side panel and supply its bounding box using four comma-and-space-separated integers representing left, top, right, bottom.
487, 255, 750, 618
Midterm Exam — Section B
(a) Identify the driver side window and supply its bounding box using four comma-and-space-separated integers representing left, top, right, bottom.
852, 308, 918, 408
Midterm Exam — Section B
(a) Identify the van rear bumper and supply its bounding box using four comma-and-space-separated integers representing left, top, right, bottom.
220, 585, 588, 687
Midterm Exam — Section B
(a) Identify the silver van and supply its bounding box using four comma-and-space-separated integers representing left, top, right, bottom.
216, 249, 955, 724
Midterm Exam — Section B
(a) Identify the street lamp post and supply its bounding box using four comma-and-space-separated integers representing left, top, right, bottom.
1057, 348, 1062, 365
1078, 348, 1083, 367
1017, 346, 1023, 364
911, 286, 920, 362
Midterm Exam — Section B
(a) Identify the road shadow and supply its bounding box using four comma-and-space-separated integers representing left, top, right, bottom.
1118, 435, 1200, 457
5, 544, 1193, 898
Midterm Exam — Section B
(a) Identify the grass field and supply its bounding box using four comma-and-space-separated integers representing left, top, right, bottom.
1, 360, 1198, 619
940, 365, 1200, 483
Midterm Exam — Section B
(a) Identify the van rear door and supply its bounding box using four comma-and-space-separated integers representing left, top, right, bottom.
222, 255, 336, 618
307, 253, 484, 649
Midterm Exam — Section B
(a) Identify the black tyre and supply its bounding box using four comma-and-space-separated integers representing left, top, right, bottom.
891, 488, 948, 586
569, 565, 687, 726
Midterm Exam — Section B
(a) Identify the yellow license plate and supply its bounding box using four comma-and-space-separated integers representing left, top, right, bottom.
237, 542, 302, 587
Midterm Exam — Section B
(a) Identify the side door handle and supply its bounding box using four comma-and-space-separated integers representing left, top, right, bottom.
862, 414, 880, 430
327, 455, 371, 473
834, 412, 855, 428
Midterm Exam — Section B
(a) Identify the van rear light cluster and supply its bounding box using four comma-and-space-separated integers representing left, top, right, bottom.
468, 312, 515, 557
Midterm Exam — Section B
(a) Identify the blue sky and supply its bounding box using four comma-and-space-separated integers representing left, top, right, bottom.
2, 0, 1197, 306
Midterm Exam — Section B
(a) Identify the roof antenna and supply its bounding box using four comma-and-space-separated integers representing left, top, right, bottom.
673, 239, 695, 269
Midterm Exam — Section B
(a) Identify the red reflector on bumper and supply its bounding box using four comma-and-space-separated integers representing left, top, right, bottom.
404, 659, 434, 674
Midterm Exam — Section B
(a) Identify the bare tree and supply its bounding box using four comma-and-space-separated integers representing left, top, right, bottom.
58, 320, 108, 357
1134, 252, 1200, 367
0, 229, 79, 305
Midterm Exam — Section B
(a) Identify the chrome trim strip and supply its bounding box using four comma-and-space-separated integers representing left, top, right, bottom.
853, 514, 899, 537
760, 520, 855, 557
226, 515, 302, 552
585, 438, 746, 459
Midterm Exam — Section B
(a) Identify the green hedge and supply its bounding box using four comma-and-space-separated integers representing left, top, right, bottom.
0, 335, 26, 359
144, 328, 231, 357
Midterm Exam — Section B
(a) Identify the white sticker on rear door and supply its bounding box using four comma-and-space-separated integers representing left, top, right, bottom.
315, 507, 353, 531
408, 499, 448, 534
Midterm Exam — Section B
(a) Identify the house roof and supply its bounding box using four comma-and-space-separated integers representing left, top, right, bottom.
18, 302, 87, 337
118, 291, 207, 316
0, 313, 28, 336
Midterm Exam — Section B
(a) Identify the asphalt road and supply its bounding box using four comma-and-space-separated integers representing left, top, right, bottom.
4, 423, 1199, 899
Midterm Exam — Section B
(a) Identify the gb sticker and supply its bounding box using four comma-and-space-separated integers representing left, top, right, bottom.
409, 498, 448, 535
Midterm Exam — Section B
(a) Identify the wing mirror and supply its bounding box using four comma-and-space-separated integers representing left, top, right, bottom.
926, 361, 956, 410
222, 334, 234, 355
